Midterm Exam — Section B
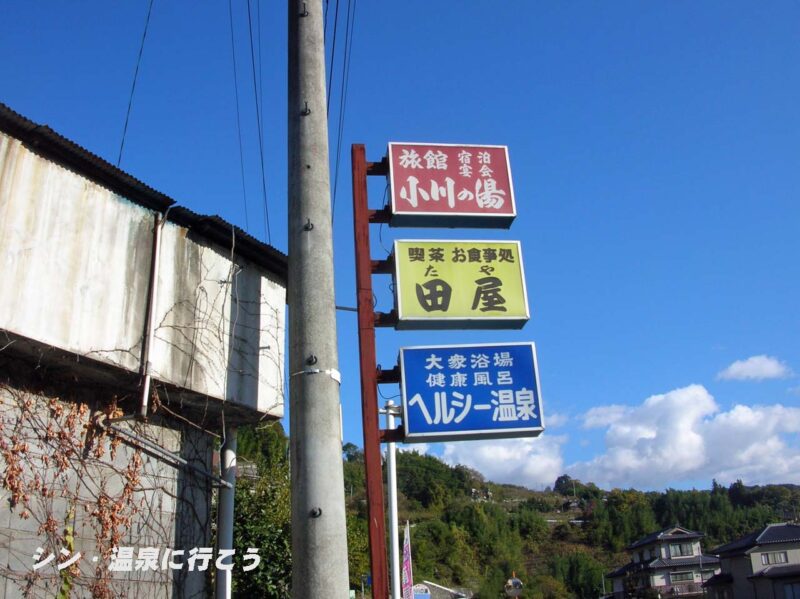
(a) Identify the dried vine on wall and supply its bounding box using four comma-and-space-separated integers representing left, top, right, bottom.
0, 384, 191, 598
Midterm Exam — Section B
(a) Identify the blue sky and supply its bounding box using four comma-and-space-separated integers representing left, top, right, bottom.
2, 1, 798, 491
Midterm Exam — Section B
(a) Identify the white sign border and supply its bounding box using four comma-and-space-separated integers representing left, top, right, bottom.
388, 142, 517, 225
399, 341, 545, 443
393, 239, 531, 328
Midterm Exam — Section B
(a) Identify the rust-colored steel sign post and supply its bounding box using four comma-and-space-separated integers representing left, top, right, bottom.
351, 144, 392, 599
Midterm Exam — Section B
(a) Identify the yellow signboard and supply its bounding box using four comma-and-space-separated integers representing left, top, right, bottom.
394, 240, 530, 329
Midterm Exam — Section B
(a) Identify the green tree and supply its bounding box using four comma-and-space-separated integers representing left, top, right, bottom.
528, 574, 570, 599
513, 505, 549, 544
347, 514, 370, 588
237, 421, 289, 470
551, 551, 604, 599
231, 422, 291, 597
232, 457, 291, 597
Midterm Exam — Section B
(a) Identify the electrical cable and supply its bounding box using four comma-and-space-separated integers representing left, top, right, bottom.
246, 0, 272, 243
256, 0, 263, 134
228, 0, 250, 232
331, 0, 357, 219
117, 0, 155, 167
326, 0, 341, 116
378, 386, 401, 401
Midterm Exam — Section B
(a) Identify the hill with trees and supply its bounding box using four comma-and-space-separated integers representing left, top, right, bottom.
229, 425, 800, 598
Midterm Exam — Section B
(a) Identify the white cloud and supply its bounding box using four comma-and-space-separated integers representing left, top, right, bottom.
439, 435, 566, 489
568, 384, 800, 489
545, 411, 570, 428
582, 404, 629, 428
430, 383, 800, 491
702, 404, 800, 484
717, 355, 793, 381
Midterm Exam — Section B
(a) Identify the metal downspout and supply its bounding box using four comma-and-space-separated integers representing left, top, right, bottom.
140, 212, 163, 418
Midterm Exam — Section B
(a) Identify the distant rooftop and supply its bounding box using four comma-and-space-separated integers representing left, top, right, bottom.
627, 525, 704, 550
711, 523, 800, 557
749, 564, 800, 580
703, 572, 733, 587
650, 555, 720, 568
607, 561, 641, 579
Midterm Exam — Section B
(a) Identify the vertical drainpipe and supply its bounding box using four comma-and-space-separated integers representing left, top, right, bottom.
140, 212, 163, 418
216, 424, 238, 599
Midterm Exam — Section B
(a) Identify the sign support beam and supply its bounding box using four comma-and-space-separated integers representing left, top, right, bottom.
352, 144, 390, 599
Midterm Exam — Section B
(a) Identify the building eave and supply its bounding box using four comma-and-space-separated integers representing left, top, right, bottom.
0, 102, 287, 285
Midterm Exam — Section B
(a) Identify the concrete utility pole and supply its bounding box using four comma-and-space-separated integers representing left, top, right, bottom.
288, 1, 350, 598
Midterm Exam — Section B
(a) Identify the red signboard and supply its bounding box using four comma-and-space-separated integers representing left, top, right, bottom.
388, 142, 516, 228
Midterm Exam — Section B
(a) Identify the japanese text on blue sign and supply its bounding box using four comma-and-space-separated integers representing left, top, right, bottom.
400, 343, 544, 442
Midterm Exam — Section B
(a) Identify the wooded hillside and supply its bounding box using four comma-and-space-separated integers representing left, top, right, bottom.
230, 424, 800, 598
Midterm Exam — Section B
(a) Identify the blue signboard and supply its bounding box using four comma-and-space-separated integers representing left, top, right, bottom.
400, 342, 544, 442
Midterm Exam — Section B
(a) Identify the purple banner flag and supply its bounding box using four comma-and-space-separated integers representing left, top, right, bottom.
401, 521, 413, 599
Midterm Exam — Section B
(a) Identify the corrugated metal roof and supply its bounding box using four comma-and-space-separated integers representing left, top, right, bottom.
0, 102, 287, 284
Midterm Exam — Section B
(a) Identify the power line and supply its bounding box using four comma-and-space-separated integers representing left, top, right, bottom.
331, 0, 357, 218
228, 0, 250, 232
256, 0, 264, 134
117, 0, 155, 167
246, 0, 272, 243
326, 0, 341, 116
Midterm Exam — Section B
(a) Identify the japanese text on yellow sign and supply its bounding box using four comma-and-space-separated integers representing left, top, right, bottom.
394, 240, 529, 328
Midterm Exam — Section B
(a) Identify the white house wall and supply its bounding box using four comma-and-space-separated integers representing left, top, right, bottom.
748, 543, 800, 573
0, 132, 285, 416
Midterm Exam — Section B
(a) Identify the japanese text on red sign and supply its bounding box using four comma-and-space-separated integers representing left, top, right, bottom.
389, 144, 515, 216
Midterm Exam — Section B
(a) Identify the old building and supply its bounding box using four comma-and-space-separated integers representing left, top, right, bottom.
607, 525, 720, 597
0, 103, 287, 597
705, 523, 800, 599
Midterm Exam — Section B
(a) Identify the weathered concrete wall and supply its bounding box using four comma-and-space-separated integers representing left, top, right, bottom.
0, 133, 151, 375
0, 385, 212, 598
0, 132, 284, 416
151, 224, 285, 414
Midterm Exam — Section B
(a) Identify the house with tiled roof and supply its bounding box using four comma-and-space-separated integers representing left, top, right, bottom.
606, 525, 720, 597
704, 523, 800, 599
